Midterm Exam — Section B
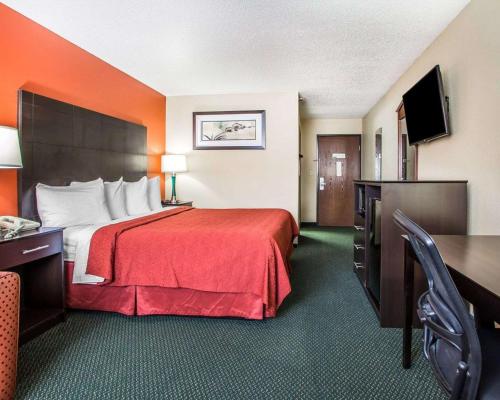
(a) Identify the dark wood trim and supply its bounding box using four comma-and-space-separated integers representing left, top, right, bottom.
192, 110, 266, 150
403, 239, 414, 369
315, 134, 362, 225
355, 269, 382, 319
0, 228, 65, 345
353, 180, 468, 328
17, 90, 148, 221
402, 237, 500, 368
16, 89, 26, 216
397, 102, 404, 179
397, 102, 418, 180
448, 268, 500, 326
395, 101, 406, 116
161, 200, 193, 207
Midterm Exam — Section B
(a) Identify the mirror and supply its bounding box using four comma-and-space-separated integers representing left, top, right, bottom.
375, 129, 382, 180
397, 103, 418, 180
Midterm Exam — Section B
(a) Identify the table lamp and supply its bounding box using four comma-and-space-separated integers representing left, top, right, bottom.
0, 126, 22, 169
161, 154, 187, 203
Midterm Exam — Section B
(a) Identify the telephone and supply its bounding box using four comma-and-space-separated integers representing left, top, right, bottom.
0, 216, 40, 239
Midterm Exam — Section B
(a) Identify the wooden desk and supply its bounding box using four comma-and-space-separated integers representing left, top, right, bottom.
402, 235, 500, 368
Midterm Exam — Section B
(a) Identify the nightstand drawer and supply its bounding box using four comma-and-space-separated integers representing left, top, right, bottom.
0, 232, 62, 270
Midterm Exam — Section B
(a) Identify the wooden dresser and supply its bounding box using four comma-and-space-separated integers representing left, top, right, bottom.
353, 180, 467, 328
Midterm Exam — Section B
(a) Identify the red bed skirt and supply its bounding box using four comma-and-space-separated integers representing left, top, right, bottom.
65, 262, 267, 319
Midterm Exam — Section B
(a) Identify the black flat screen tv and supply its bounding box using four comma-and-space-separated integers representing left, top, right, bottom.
402, 65, 450, 145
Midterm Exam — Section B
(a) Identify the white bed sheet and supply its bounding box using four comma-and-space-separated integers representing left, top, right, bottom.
63, 208, 174, 284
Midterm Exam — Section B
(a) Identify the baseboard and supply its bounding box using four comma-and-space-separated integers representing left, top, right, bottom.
300, 222, 317, 228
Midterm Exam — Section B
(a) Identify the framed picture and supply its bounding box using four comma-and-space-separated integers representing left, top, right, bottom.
193, 110, 266, 150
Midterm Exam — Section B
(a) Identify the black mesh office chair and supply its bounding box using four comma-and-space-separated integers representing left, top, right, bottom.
393, 209, 500, 400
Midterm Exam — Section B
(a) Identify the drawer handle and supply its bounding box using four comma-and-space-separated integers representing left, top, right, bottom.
354, 244, 365, 250
354, 225, 365, 231
22, 244, 49, 255
354, 262, 365, 270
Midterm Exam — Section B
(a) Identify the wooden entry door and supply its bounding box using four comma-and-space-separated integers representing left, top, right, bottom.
317, 135, 361, 226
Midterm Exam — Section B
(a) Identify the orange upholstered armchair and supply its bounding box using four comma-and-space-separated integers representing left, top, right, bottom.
0, 272, 20, 400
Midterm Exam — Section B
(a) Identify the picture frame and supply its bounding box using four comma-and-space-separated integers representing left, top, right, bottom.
193, 110, 266, 150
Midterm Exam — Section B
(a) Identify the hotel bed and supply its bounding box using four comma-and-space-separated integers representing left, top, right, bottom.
18, 91, 298, 320
64, 207, 297, 319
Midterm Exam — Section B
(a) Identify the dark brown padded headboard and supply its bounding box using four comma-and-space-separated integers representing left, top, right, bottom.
18, 90, 147, 221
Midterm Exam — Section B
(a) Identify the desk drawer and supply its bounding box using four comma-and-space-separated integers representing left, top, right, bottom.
0, 232, 62, 269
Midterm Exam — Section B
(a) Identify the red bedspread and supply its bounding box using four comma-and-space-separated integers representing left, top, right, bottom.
86, 208, 298, 317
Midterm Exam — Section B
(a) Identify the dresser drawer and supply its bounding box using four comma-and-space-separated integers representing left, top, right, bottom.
0, 232, 62, 270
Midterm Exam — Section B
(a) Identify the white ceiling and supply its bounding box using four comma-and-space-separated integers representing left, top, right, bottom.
3, 0, 469, 118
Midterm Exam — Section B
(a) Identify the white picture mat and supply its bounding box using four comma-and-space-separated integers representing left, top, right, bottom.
194, 112, 264, 148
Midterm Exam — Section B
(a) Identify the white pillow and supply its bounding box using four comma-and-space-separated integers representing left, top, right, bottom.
36, 181, 112, 227
123, 176, 151, 215
104, 178, 128, 219
71, 178, 127, 220
70, 177, 102, 186
147, 177, 163, 211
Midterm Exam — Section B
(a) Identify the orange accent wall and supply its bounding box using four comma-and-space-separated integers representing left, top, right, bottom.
0, 4, 166, 215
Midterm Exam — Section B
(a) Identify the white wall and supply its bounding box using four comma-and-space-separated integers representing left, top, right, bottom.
362, 0, 500, 234
166, 92, 300, 222
300, 118, 363, 222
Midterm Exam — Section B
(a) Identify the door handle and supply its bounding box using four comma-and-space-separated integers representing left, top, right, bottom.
353, 262, 365, 270
319, 177, 325, 191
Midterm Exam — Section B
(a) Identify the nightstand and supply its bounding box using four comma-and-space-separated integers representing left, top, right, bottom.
162, 200, 193, 207
0, 228, 65, 344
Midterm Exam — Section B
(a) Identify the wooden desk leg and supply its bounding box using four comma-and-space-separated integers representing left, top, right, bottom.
403, 240, 414, 369
473, 306, 495, 330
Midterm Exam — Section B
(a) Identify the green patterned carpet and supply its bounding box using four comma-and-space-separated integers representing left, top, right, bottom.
16, 227, 445, 399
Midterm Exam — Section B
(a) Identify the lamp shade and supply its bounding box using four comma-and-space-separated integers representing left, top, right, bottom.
161, 154, 187, 173
0, 126, 22, 168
